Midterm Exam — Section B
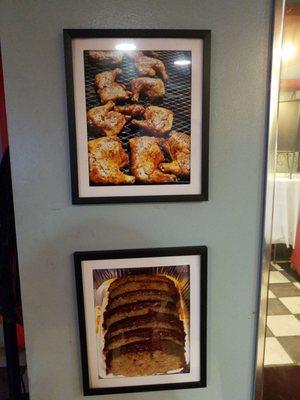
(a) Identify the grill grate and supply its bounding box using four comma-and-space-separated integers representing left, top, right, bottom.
84, 50, 191, 184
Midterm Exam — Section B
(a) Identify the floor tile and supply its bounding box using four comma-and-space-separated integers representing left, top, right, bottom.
269, 271, 290, 284
267, 315, 300, 337
277, 336, 300, 364
269, 283, 300, 297
268, 290, 276, 299
266, 327, 274, 337
281, 270, 297, 283
267, 299, 291, 315
293, 282, 300, 290
279, 297, 300, 314
271, 262, 283, 271
264, 337, 293, 365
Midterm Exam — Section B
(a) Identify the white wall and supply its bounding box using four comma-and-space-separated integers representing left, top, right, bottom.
0, 1, 271, 399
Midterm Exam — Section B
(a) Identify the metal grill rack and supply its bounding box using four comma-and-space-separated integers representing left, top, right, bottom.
84, 50, 192, 184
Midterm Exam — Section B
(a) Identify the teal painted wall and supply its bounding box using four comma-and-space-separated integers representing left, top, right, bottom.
0, 1, 271, 399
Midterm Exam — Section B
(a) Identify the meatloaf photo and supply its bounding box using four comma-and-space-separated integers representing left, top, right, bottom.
102, 273, 187, 377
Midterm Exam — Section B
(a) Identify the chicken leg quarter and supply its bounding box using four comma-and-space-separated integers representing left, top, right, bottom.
87, 101, 130, 136
130, 77, 165, 102
134, 55, 168, 81
131, 106, 173, 136
159, 131, 190, 177
95, 68, 130, 104
89, 137, 135, 184
129, 136, 177, 183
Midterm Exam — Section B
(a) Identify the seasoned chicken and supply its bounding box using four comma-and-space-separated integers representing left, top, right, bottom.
87, 101, 130, 136
131, 77, 165, 102
114, 104, 145, 117
127, 50, 159, 59
95, 68, 130, 104
89, 137, 135, 185
134, 55, 168, 81
132, 106, 173, 136
160, 131, 190, 177
129, 136, 177, 183
88, 51, 123, 66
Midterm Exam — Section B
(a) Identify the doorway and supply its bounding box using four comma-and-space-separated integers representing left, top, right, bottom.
255, 1, 300, 399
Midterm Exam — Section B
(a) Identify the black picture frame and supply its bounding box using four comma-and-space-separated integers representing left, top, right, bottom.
64, 29, 210, 204
74, 246, 207, 396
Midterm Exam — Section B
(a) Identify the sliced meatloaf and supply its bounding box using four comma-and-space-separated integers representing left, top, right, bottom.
103, 274, 186, 376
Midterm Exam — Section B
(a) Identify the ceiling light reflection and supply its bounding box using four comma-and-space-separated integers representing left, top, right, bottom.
174, 60, 191, 66
115, 43, 136, 51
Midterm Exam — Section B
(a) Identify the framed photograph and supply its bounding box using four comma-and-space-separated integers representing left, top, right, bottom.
64, 29, 210, 204
74, 246, 207, 396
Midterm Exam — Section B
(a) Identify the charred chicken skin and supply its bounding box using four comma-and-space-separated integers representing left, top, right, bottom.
132, 106, 173, 136
159, 131, 190, 177
88, 51, 123, 66
89, 137, 135, 185
130, 77, 165, 102
113, 104, 145, 117
87, 101, 130, 136
95, 68, 130, 104
129, 136, 177, 183
134, 55, 168, 81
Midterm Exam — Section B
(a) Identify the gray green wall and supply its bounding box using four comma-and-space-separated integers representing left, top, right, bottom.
0, 1, 271, 399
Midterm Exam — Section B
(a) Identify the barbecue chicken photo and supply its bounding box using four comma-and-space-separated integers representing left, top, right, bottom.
95, 68, 130, 104
88, 137, 135, 185
87, 101, 130, 136
132, 106, 173, 136
129, 136, 177, 183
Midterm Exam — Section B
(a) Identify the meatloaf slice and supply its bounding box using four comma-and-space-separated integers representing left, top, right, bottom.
109, 280, 177, 299
103, 300, 178, 329
104, 327, 185, 353
104, 312, 185, 341
106, 339, 186, 376
107, 289, 179, 310
108, 274, 174, 292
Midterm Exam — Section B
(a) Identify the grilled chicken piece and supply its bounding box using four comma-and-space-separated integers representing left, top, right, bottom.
89, 137, 135, 184
95, 68, 130, 104
127, 50, 159, 59
129, 136, 177, 183
160, 131, 190, 177
114, 104, 145, 117
134, 55, 168, 81
88, 50, 123, 66
131, 77, 165, 102
132, 106, 173, 136
87, 101, 130, 136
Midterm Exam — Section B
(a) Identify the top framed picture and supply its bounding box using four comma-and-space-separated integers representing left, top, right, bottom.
64, 29, 210, 204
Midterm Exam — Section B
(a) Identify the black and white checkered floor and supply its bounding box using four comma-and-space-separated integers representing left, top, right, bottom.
264, 262, 300, 365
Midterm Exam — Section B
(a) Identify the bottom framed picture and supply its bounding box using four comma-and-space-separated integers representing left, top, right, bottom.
74, 246, 207, 396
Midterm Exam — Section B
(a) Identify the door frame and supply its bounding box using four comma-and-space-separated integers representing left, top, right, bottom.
253, 0, 286, 399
